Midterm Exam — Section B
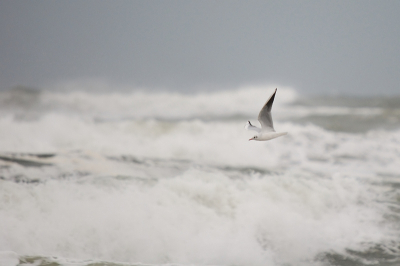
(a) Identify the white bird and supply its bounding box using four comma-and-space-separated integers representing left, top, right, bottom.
245, 88, 287, 141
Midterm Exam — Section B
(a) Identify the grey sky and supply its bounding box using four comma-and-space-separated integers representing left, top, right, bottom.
1, 1, 399, 95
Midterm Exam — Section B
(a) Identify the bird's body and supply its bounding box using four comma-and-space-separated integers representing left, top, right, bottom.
245, 88, 287, 141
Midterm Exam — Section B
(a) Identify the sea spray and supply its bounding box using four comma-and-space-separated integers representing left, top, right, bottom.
0, 86, 399, 266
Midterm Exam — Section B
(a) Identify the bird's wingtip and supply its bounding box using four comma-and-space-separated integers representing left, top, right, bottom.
244, 121, 251, 129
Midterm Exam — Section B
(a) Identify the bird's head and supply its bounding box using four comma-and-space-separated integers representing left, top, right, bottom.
249, 135, 258, 141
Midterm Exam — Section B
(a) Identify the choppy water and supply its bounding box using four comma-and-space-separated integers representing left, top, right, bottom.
0, 85, 400, 266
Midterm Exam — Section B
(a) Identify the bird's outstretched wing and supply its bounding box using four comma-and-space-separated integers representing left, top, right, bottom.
244, 121, 261, 132
257, 88, 277, 132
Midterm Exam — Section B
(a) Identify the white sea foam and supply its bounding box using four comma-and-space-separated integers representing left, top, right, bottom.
0, 85, 296, 120
0, 111, 399, 174
0, 251, 18, 266
0, 86, 399, 266
0, 165, 393, 266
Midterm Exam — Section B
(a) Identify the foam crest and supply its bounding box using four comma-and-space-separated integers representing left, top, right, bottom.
0, 251, 18, 266
0, 166, 392, 266
1, 85, 400, 266
1, 112, 400, 174
0, 85, 297, 120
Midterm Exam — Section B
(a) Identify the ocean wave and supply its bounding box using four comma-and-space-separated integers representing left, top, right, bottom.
1, 85, 400, 266
0, 85, 296, 119
1, 163, 399, 266
1, 85, 399, 134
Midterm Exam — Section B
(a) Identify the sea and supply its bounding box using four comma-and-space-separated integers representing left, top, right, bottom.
0, 85, 399, 266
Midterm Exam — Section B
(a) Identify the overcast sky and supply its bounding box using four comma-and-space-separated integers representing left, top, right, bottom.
1, 1, 399, 95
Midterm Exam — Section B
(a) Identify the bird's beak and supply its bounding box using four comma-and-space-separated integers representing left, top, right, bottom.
249, 138, 253, 141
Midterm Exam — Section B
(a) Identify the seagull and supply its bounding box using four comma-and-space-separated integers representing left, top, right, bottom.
245, 88, 287, 141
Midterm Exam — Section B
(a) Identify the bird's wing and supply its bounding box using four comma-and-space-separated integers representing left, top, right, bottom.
244, 121, 261, 132
257, 88, 277, 132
